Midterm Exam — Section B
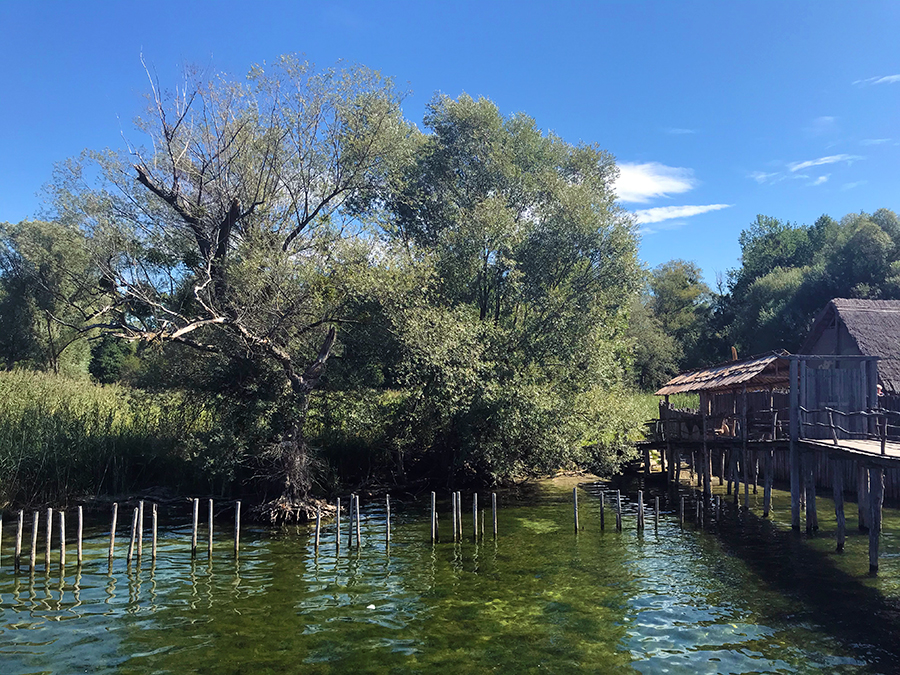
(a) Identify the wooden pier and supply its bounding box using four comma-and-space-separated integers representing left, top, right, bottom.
644, 352, 900, 572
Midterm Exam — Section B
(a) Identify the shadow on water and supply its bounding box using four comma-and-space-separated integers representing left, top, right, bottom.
663, 481, 900, 671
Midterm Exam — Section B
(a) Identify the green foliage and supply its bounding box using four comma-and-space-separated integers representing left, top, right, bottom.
0, 370, 221, 506
0, 220, 99, 375
724, 208, 900, 356
370, 95, 643, 484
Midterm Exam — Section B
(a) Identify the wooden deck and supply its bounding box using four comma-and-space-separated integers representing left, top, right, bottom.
801, 438, 900, 464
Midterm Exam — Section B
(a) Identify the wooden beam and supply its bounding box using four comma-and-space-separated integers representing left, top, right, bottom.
869, 466, 884, 573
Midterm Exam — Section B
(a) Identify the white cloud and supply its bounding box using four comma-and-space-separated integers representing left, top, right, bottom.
614, 162, 696, 203
809, 174, 830, 186
861, 138, 891, 146
632, 203, 733, 224
664, 128, 697, 135
787, 154, 863, 172
841, 180, 867, 191
750, 170, 807, 184
854, 75, 900, 86
804, 116, 838, 137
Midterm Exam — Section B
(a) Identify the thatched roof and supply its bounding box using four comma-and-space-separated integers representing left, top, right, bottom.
801, 298, 900, 393
655, 351, 791, 396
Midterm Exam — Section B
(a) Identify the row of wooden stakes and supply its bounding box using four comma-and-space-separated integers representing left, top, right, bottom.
0, 498, 237, 572
0, 491, 506, 571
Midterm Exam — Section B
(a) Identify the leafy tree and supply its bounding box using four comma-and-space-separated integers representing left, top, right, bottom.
372, 94, 642, 482
626, 295, 680, 390
647, 260, 712, 369
48, 56, 412, 519
0, 220, 98, 375
723, 209, 900, 356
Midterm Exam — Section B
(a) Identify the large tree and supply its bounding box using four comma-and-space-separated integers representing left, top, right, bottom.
371, 94, 642, 481
49, 56, 412, 519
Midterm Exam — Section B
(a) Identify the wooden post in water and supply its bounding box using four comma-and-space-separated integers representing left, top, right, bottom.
45, 508, 52, 571
726, 448, 734, 496
718, 448, 725, 486
763, 450, 773, 518
30, 511, 39, 571
654, 496, 660, 529
348, 495, 356, 548
137, 501, 144, 559
804, 453, 818, 533
207, 499, 213, 559
315, 505, 321, 550
869, 466, 885, 572
573, 488, 579, 532
59, 511, 66, 568
750, 450, 759, 494
473, 493, 478, 541
126, 507, 138, 565
679, 497, 684, 527
15, 509, 23, 571
191, 498, 199, 557
233, 501, 240, 558
152, 503, 158, 562
636, 490, 644, 531
386, 494, 391, 546
336, 497, 341, 551
430, 493, 436, 543
789, 357, 801, 530
77, 506, 83, 566
615, 490, 623, 532
600, 492, 605, 530
858, 464, 869, 531
492, 492, 497, 539
451, 492, 457, 543
833, 458, 845, 552
355, 494, 362, 548
108, 503, 118, 562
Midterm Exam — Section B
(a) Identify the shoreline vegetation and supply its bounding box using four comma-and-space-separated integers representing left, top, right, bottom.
0, 370, 692, 518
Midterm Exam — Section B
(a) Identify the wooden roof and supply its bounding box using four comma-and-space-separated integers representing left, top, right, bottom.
801, 299, 900, 394
655, 352, 791, 396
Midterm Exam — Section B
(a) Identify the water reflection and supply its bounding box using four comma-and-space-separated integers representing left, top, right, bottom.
0, 487, 898, 673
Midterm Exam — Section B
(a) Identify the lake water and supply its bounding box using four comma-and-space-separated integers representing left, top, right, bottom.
1, 477, 899, 674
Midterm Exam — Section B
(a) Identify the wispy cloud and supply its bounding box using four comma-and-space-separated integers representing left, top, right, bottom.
809, 174, 830, 186
614, 162, 696, 203
750, 170, 807, 185
804, 116, 838, 137
639, 220, 689, 236
841, 180, 867, 191
664, 128, 697, 135
854, 75, 900, 86
861, 138, 891, 146
633, 204, 733, 224
787, 154, 863, 172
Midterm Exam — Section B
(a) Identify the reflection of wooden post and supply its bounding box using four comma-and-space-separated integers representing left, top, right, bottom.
789, 358, 801, 530
833, 458, 845, 552
869, 466, 885, 572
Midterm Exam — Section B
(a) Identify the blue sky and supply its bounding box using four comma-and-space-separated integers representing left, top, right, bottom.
1, 1, 898, 285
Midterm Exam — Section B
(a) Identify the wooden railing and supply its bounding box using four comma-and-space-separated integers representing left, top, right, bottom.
799, 406, 900, 454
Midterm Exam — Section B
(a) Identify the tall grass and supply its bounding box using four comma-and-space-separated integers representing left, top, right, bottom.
0, 370, 215, 507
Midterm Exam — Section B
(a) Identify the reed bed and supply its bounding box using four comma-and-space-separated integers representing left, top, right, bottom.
0, 370, 214, 507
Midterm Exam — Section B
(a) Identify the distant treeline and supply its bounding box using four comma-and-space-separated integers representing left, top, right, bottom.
631, 209, 900, 388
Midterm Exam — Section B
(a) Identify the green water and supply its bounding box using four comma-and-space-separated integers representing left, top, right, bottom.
1, 479, 899, 674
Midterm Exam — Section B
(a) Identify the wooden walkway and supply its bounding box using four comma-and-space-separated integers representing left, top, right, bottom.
801, 438, 900, 464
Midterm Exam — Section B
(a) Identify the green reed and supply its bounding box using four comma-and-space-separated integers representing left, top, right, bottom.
0, 370, 214, 507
